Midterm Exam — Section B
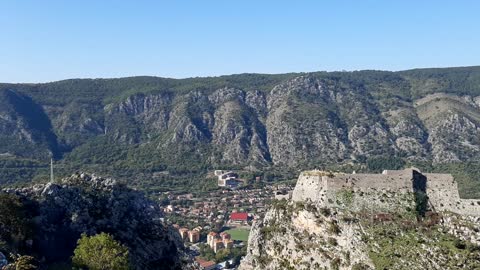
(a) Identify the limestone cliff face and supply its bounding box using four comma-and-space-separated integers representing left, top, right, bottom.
414, 93, 480, 162
100, 78, 480, 166
385, 109, 429, 159
104, 92, 173, 144
239, 201, 374, 270
266, 77, 348, 166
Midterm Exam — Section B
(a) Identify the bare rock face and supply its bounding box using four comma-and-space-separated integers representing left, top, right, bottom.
347, 123, 392, 159
428, 113, 480, 162
387, 110, 429, 159
105, 92, 174, 144
7, 173, 194, 270
212, 102, 268, 164
245, 90, 267, 118
414, 93, 480, 163
207, 87, 270, 164
239, 203, 374, 270
266, 77, 348, 166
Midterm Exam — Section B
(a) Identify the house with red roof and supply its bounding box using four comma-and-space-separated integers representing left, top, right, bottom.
229, 212, 249, 225
195, 257, 216, 270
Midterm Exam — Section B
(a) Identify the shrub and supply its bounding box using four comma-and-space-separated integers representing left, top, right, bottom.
328, 221, 341, 235
414, 191, 428, 217
72, 233, 129, 270
453, 238, 466, 250
352, 262, 370, 270
327, 237, 338, 246
330, 258, 341, 270
319, 207, 331, 217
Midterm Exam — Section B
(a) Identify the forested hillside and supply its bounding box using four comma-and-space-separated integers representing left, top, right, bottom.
1, 66, 480, 197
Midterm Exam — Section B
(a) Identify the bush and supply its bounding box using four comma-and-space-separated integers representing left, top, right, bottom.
327, 237, 338, 246
319, 207, 331, 217
453, 238, 466, 250
328, 221, 341, 235
414, 191, 428, 217
352, 262, 370, 270
330, 258, 341, 270
72, 233, 129, 270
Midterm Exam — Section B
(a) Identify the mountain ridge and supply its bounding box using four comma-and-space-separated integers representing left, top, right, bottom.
1, 66, 480, 196
4, 64, 480, 85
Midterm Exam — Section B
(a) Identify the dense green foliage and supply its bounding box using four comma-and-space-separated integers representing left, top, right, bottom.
198, 243, 247, 264
400, 66, 480, 98
72, 233, 129, 270
0, 74, 299, 107
366, 156, 406, 173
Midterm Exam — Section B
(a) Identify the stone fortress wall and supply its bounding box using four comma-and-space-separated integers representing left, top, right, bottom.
292, 168, 480, 216
426, 173, 480, 216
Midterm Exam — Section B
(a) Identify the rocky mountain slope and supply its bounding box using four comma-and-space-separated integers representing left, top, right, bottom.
2, 173, 194, 270
1, 66, 480, 187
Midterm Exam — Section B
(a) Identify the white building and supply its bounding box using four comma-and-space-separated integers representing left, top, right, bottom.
216, 171, 239, 187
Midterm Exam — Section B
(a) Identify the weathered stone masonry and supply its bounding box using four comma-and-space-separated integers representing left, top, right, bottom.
292, 168, 480, 216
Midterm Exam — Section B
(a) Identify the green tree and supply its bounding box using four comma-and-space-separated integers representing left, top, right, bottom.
72, 233, 129, 270
198, 244, 215, 261
214, 248, 230, 262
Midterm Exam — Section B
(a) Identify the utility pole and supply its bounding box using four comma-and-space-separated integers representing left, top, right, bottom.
50, 158, 54, 183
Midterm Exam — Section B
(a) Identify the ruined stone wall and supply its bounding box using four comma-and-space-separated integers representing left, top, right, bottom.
323, 171, 415, 212
325, 173, 412, 192
425, 173, 460, 212
291, 172, 326, 203
322, 185, 416, 213
456, 200, 480, 216
292, 170, 416, 212
291, 169, 480, 216
426, 173, 480, 216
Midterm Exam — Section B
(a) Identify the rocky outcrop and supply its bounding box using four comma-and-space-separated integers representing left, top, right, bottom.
427, 113, 480, 162
104, 92, 174, 144
266, 77, 348, 166
5, 173, 194, 270
414, 93, 480, 162
240, 171, 480, 270
239, 201, 373, 270
385, 109, 429, 159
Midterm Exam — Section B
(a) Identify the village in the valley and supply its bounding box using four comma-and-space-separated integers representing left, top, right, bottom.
159, 170, 294, 270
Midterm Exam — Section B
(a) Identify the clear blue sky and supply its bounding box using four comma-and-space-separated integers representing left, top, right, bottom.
1, 0, 479, 83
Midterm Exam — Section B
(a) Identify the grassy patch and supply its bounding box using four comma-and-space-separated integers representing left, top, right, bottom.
225, 228, 250, 242
365, 223, 480, 270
